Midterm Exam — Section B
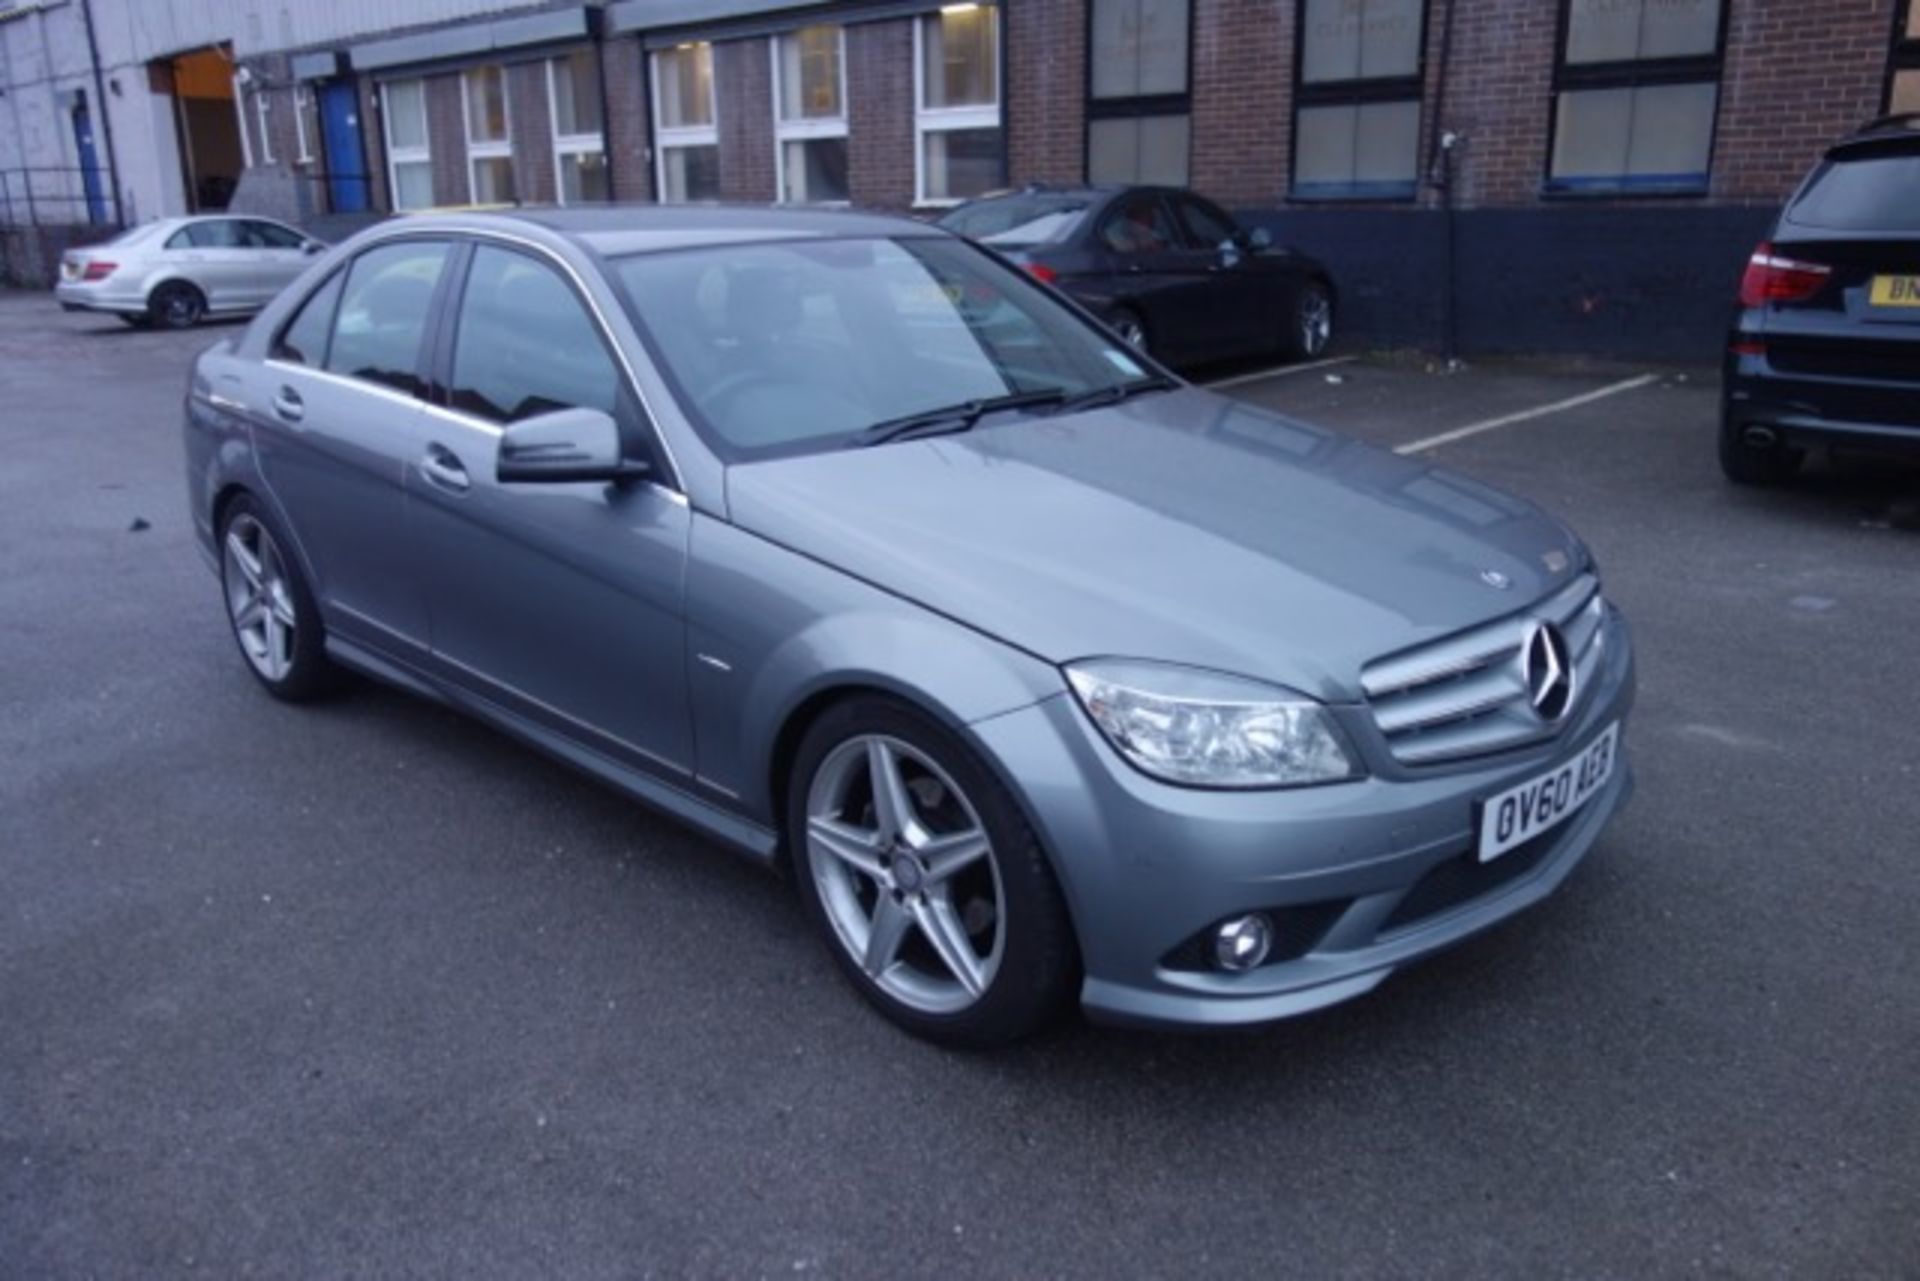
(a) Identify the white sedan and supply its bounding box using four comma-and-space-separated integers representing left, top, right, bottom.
55, 214, 325, 329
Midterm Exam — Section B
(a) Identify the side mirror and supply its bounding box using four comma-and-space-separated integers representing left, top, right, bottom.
1247, 227, 1273, 250
302, 240, 326, 255
497, 407, 645, 484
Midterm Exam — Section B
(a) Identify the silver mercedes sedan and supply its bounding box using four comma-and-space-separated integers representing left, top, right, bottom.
183, 207, 1635, 1046
57, 214, 324, 328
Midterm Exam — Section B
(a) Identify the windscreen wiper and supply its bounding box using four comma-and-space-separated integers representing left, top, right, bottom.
853, 388, 1069, 447
1048, 374, 1182, 417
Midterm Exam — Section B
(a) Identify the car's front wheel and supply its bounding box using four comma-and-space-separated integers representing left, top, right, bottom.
219, 496, 334, 701
788, 697, 1078, 1047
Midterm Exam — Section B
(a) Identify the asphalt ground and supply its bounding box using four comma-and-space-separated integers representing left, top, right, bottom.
2, 293, 1916, 1277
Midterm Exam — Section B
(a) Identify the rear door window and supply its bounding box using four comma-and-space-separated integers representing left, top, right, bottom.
1099, 193, 1178, 256
324, 240, 451, 397
1786, 152, 1920, 232
273, 272, 345, 367
182, 220, 246, 249
448, 245, 619, 422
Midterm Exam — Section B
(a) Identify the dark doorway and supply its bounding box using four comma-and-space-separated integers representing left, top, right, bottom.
159, 45, 243, 211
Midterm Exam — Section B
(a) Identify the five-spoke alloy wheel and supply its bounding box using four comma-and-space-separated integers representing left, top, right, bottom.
1286, 281, 1335, 360
789, 698, 1077, 1046
219, 497, 332, 701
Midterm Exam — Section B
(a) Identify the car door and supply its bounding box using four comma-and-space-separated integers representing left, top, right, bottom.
408, 240, 695, 775
1167, 194, 1269, 359
252, 238, 454, 660
241, 219, 314, 305
176, 219, 256, 311
1098, 191, 1220, 363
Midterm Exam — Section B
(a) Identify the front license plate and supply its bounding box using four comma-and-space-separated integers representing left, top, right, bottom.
1477, 723, 1618, 863
1868, 275, 1920, 308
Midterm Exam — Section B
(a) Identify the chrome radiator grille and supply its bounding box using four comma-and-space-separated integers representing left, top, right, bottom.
1361, 574, 1606, 766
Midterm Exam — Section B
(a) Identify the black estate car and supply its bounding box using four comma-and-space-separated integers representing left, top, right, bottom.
938, 186, 1336, 370
1721, 115, 1920, 484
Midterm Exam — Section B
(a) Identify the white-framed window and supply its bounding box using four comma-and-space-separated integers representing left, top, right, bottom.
293, 84, 314, 165
772, 25, 849, 204
382, 78, 434, 211
913, 3, 1002, 206
652, 42, 719, 202
233, 74, 255, 168
462, 64, 517, 204
255, 89, 276, 165
546, 49, 608, 204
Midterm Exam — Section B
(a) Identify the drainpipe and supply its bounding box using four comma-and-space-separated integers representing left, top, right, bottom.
77, 0, 124, 225
1426, 0, 1460, 366
590, 9, 616, 198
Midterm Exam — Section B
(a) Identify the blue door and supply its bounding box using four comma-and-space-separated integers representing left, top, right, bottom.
70, 98, 107, 224
318, 82, 369, 214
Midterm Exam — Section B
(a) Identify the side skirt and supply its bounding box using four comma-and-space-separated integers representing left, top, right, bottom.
326, 635, 780, 866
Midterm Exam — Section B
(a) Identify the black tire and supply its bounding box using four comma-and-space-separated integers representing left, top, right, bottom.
1110, 307, 1150, 355
217, 495, 336, 702
149, 281, 206, 329
1718, 418, 1804, 486
1280, 279, 1335, 360
786, 695, 1079, 1048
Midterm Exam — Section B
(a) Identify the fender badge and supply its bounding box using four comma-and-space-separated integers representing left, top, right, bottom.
1480, 569, 1513, 590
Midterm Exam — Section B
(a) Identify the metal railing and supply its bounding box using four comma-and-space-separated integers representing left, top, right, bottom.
0, 166, 115, 229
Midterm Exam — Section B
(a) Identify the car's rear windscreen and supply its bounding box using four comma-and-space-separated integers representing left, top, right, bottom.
1786, 150, 1920, 233
936, 195, 1090, 246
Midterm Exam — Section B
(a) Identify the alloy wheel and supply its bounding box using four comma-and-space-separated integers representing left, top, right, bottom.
1299, 287, 1333, 357
804, 734, 1006, 1015
222, 513, 299, 683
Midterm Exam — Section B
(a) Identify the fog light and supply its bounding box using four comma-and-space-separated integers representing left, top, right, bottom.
1212, 914, 1273, 972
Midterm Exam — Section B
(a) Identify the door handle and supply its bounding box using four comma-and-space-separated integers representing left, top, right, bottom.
420, 444, 470, 493
270, 386, 304, 422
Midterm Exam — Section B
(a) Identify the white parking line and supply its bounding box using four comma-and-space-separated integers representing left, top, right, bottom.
1203, 354, 1356, 390
1392, 373, 1658, 456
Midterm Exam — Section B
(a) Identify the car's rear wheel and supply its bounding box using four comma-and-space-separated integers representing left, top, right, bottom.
1718, 419, 1804, 486
1111, 308, 1150, 355
1282, 280, 1335, 360
219, 497, 334, 701
787, 697, 1077, 1048
149, 281, 206, 329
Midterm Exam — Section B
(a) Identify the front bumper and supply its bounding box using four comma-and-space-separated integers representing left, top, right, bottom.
971, 606, 1637, 1029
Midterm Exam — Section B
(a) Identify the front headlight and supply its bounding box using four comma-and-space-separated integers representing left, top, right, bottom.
1064, 659, 1363, 790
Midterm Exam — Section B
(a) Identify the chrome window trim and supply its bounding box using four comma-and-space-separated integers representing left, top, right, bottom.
269, 225, 689, 495
261, 357, 689, 509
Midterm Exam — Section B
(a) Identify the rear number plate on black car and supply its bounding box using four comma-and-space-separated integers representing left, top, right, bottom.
1477, 723, 1618, 863
1869, 275, 1920, 308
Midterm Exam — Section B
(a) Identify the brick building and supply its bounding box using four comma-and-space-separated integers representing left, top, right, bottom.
5, 0, 1917, 356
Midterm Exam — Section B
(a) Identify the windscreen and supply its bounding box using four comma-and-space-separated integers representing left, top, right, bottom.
612, 236, 1152, 460
1786, 151, 1920, 233
936, 194, 1091, 246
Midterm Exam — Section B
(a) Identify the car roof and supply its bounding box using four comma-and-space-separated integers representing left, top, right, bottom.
958, 184, 1201, 202
400, 203, 949, 256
